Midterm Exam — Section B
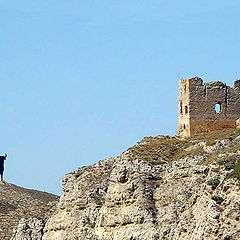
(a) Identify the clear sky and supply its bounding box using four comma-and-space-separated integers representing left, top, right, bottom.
0, 1, 240, 195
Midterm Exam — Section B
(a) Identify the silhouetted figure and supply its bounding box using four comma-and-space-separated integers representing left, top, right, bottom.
0, 154, 7, 181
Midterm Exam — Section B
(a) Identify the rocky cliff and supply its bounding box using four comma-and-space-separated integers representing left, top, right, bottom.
14, 129, 240, 239
0, 182, 59, 239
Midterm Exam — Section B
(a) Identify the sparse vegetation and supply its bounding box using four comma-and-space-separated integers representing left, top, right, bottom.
225, 172, 234, 179
225, 164, 234, 171
0, 200, 17, 214
0, 183, 59, 240
233, 160, 240, 180
189, 129, 240, 146
175, 147, 207, 160
217, 156, 240, 180
207, 177, 220, 189
128, 129, 240, 168
211, 195, 224, 204
128, 136, 193, 164
127, 135, 210, 165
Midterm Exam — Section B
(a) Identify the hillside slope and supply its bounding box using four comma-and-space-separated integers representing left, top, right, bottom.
0, 182, 59, 239
14, 129, 240, 239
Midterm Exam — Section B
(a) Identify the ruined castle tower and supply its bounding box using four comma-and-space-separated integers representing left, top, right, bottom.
176, 77, 240, 137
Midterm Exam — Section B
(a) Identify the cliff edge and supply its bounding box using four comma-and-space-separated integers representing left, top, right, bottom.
14, 129, 240, 239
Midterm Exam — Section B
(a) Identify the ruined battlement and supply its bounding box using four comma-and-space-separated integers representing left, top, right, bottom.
177, 77, 240, 137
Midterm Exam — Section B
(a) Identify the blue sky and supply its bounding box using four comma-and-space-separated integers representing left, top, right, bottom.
0, 1, 240, 195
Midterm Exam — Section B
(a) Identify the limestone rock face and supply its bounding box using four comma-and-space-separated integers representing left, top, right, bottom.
11, 218, 44, 240
43, 157, 115, 240
42, 131, 240, 240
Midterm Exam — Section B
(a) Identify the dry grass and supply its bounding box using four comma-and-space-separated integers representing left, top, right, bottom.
127, 136, 198, 164
175, 147, 208, 160
188, 128, 240, 146
127, 128, 240, 165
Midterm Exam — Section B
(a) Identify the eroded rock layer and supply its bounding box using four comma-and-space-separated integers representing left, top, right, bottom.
43, 130, 240, 240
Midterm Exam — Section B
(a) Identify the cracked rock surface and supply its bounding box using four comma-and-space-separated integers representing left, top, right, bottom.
10, 129, 240, 240
42, 130, 240, 240
11, 218, 45, 240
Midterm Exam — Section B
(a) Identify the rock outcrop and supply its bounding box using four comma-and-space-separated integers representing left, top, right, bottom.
11, 218, 45, 240
41, 129, 240, 240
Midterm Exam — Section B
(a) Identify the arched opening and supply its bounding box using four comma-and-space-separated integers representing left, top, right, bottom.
215, 103, 221, 113
184, 84, 187, 91
183, 124, 186, 129
185, 106, 188, 114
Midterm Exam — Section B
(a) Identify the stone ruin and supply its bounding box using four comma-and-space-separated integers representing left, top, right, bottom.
176, 77, 240, 137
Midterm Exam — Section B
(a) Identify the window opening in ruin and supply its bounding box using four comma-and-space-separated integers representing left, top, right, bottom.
184, 84, 187, 91
183, 124, 186, 129
180, 102, 183, 114
185, 106, 188, 114
215, 103, 221, 113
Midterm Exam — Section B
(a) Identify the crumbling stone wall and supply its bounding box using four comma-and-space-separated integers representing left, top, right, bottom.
177, 77, 240, 136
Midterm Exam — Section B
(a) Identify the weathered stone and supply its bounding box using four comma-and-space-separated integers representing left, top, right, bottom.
11, 218, 44, 240
177, 77, 240, 136
41, 133, 240, 240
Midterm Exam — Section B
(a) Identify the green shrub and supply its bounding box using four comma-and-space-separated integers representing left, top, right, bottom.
225, 172, 234, 179
224, 158, 230, 164
219, 158, 231, 166
225, 164, 234, 171
233, 161, 240, 180
211, 195, 224, 204
218, 159, 225, 165
207, 177, 220, 189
